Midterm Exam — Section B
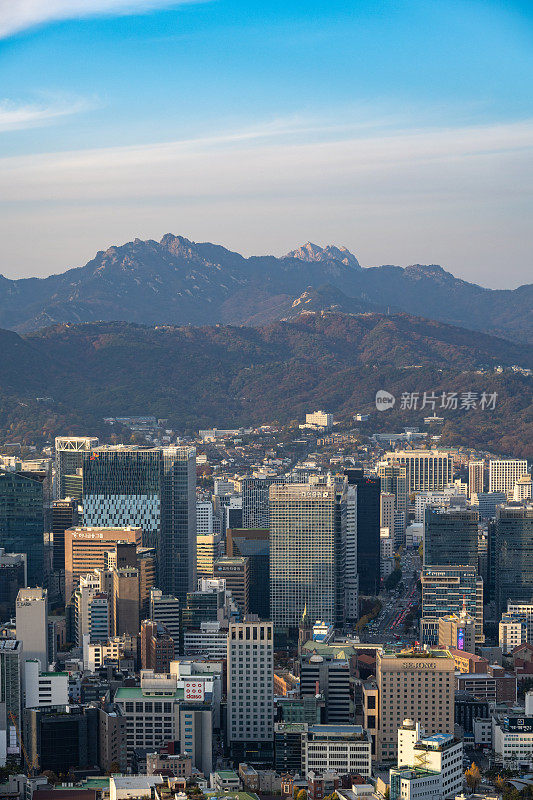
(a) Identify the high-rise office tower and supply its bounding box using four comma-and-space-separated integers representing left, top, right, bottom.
227, 618, 274, 764
64, 526, 142, 600
489, 459, 529, 500
377, 461, 408, 516
468, 461, 484, 498
300, 651, 351, 724
113, 567, 140, 636
383, 450, 453, 493
196, 502, 214, 534
0, 471, 44, 587
270, 479, 347, 632
423, 507, 479, 568
380, 493, 395, 534
0, 640, 23, 763
16, 588, 48, 669
213, 556, 250, 615
196, 532, 223, 578
227, 528, 270, 619
421, 566, 483, 645
0, 549, 27, 620
242, 476, 284, 529
495, 504, 533, 617
55, 436, 99, 501
150, 588, 181, 656
365, 648, 455, 762
74, 572, 107, 645
82, 446, 196, 600
52, 498, 78, 574
345, 469, 380, 596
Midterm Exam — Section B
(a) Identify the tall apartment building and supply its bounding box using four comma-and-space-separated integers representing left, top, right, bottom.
213, 556, 249, 616
365, 648, 455, 762
241, 476, 284, 529
270, 479, 347, 632
344, 484, 358, 622
0, 470, 44, 587
421, 566, 484, 645
55, 436, 99, 501
82, 446, 196, 600
227, 618, 274, 764
468, 461, 484, 498
345, 469, 380, 596
423, 507, 479, 568
495, 504, 533, 616
64, 526, 142, 599
226, 528, 270, 619
383, 450, 453, 493
16, 587, 48, 669
489, 459, 529, 500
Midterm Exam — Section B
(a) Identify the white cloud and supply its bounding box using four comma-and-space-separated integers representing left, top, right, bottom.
0, 97, 94, 132
0, 116, 531, 286
0, 0, 204, 39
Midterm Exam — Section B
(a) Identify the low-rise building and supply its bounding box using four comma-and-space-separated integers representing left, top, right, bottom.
303, 725, 372, 778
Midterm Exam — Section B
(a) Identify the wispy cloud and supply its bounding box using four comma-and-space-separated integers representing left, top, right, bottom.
0, 97, 95, 132
0, 0, 205, 39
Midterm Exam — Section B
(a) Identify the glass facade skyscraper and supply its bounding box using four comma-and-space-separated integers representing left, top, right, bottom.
269, 479, 347, 632
424, 507, 479, 568
55, 436, 99, 501
82, 446, 196, 600
0, 470, 44, 586
345, 468, 380, 596
495, 504, 533, 617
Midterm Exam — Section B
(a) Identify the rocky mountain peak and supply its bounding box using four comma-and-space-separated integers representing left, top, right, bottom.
286, 242, 361, 269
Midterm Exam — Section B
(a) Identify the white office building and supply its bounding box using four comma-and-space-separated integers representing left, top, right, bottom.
15, 588, 48, 670
196, 502, 214, 535
183, 622, 228, 659
392, 721, 463, 800
499, 613, 527, 654
303, 725, 372, 777
24, 660, 68, 708
489, 460, 529, 500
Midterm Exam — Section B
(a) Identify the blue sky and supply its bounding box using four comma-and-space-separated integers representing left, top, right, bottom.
1, 0, 532, 286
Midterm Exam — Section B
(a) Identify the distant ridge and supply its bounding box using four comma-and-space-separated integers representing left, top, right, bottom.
0, 234, 531, 340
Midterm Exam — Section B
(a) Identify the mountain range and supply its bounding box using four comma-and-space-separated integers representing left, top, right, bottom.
1, 235, 531, 341
0, 312, 531, 457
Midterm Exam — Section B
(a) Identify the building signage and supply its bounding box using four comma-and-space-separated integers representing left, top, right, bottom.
505, 717, 533, 733
184, 680, 205, 702
400, 662, 437, 669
